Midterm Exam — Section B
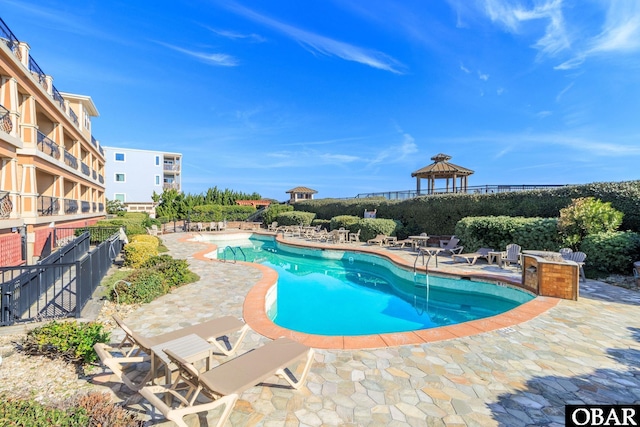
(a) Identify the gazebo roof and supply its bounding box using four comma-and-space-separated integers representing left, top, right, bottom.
411, 153, 474, 178
286, 186, 318, 194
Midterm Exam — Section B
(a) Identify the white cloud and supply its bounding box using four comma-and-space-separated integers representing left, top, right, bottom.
460, 63, 471, 73
224, 2, 406, 74
555, 82, 573, 102
369, 132, 418, 166
205, 27, 266, 43
154, 42, 239, 66
478, 71, 489, 81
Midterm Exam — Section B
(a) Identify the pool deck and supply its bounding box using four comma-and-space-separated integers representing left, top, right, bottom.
97, 231, 640, 426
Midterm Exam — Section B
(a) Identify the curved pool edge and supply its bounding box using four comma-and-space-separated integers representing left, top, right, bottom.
181, 232, 560, 350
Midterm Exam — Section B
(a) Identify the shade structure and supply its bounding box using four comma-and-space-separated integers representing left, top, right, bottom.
411, 154, 474, 195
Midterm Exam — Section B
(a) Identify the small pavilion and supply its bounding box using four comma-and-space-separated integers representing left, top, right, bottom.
286, 186, 317, 203
411, 154, 474, 195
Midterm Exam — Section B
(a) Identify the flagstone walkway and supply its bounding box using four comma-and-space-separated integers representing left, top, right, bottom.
96, 231, 640, 427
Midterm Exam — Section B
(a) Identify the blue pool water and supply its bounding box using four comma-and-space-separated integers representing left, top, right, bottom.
205, 234, 534, 336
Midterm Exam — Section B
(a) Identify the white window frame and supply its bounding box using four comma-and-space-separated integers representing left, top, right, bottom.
155, 156, 160, 166
114, 193, 125, 202
115, 173, 126, 182
155, 175, 160, 185
115, 152, 125, 162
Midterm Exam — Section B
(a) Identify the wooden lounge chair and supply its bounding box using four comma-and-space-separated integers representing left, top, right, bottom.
501, 244, 522, 269
113, 314, 250, 358
440, 237, 464, 255
367, 234, 388, 246
137, 337, 314, 427
451, 248, 494, 265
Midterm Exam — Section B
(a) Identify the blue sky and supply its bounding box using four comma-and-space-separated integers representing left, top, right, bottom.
2, 0, 640, 201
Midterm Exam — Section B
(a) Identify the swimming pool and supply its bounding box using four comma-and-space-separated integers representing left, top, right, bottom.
201, 234, 534, 336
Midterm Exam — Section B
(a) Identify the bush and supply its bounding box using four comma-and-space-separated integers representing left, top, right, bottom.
114, 269, 169, 304
142, 255, 196, 288
277, 211, 316, 226
455, 216, 561, 252
330, 215, 360, 231
311, 219, 330, 230
21, 321, 110, 364
263, 204, 294, 225
558, 197, 624, 250
580, 231, 640, 275
123, 241, 158, 268
130, 234, 160, 247
356, 218, 397, 242
0, 393, 144, 427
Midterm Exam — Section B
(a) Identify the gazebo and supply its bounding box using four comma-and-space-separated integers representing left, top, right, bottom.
286, 186, 318, 203
411, 154, 474, 195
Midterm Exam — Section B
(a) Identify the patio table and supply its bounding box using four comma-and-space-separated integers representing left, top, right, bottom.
150, 333, 215, 387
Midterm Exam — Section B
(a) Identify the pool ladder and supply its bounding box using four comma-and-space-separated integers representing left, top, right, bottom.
221, 246, 247, 263
413, 251, 433, 315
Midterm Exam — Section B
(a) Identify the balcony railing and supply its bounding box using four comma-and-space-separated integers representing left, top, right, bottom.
63, 149, 78, 169
354, 184, 567, 200
163, 163, 181, 171
0, 191, 13, 218
68, 107, 79, 126
52, 86, 65, 111
91, 135, 97, 147
0, 18, 20, 60
36, 131, 61, 160
98, 202, 104, 212
81, 162, 90, 176
37, 195, 59, 216
0, 103, 13, 134
163, 182, 180, 190
98, 174, 104, 184
92, 169, 97, 180
92, 202, 97, 212
81, 201, 90, 213
64, 198, 78, 214
99, 145, 104, 156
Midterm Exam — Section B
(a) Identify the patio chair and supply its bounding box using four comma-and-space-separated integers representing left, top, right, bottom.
562, 251, 587, 281
440, 237, 464, 255
113, 314, 250, 358
451, 247, 494, 265
267, 221, 278, 231
367, 234, 388, 246
559, 248, 573, 256
501, 244, 522, 269
348, 229, 361, 243
137, 337, 314, 427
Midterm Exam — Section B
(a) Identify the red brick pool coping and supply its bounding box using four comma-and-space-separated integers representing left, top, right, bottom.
183, 234, 560, 350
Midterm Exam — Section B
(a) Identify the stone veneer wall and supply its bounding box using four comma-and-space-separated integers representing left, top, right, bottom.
522, 255, 579, 300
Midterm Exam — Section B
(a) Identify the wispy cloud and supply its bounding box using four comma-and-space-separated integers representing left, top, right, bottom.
223, 2, 406, 74
204, 26, 266, 43
460, 63, 471, 73
369, 132, 418, 166
154, 41, 239, 66
478, 71, 489, 81
555, 82, 573, 102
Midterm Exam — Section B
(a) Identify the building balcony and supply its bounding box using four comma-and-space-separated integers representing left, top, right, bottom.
163, 163, 181, 172
81, 201, 90, 213
163, 182, 180, 190
81, 162, 90, 176
37, 131, 61, 161
0, 191, 13, 218
63, 149, 78, 169
98, 202, 104, 212
0, 103, 13, 134
37, 195, 59, 216
92, 169, 97, 180
64, 198, 78, 214
98, 174, 104, 184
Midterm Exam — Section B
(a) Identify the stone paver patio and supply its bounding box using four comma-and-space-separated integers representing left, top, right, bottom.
94, 231, 640, 427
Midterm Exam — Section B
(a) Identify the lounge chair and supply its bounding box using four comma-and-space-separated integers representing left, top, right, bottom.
348, 229, 361, 243
440, 237, 464, 255
562, 251, 587, 281
137, 337, 314, 427
501, 244, 522, 269
451, 247, 494, 265
113, 314, 250, 358
367, 234, 388, 246
267, 221, 278, 231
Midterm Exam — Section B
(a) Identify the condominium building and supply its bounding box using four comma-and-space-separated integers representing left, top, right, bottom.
103, 146, 182, 214
0, 17, 106, 265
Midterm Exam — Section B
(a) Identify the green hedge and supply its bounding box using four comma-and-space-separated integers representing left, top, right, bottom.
189, 205, 256, 222
294, 181, 640, 235
263, 204, 294, 225
356, 218, 397, 242
276, 211, 316, 226
330, 215, 360, 230
580, 231, 640, 275
455, 216, 561, 252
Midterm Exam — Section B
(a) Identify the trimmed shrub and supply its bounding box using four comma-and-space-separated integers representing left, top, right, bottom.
330, 215, 360, 231
114, 269, 169, 304
311, 219, 330, 230
21, 320, 110, 364
356, 218, 397, 242
580, 231, 640, 275
123, 241, 158, 268
263, 204, 294, 225
455, 216, 561, 252
276, 211, 316, 226
130, 234, 160, 247
97, 219, 146, 237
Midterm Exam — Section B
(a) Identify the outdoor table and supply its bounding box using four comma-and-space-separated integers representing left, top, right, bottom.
487, 251, 503, 267
150, 333, 215, 387
409, 235, 429, 252
336, 229, 349, 243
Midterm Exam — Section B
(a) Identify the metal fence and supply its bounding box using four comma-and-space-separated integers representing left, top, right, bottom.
354, 184, 566, 200
0, 231, 123, 326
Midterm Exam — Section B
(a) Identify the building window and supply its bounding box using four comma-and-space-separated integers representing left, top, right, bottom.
155, 175, 160, 185
115, 153, 125, 162
115, 173, 125, 182
83, 107, 91, 130
114, 193, 125, 202
155, 156, 160, 166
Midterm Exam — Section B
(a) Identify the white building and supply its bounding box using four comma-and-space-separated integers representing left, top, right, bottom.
103, 146, 182, 214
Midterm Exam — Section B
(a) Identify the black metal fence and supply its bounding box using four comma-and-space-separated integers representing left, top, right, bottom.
354, 184, 566, 200
0, 231, 123, 326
